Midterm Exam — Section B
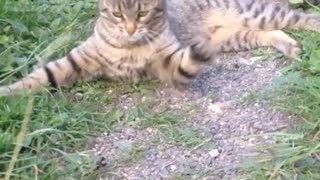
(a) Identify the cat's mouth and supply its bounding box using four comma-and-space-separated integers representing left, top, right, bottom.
122, 32, 149, 43
127, 35, 141, 42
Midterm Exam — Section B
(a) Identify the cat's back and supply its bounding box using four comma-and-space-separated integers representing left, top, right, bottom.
166, 0, 212, 45
167, 0, 272, 13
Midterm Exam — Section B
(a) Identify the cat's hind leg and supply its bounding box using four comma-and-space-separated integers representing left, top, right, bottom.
210, 28, 301, 58
0, 37, 104, 96
205, 1, 320, 33
239, 2, 320, 32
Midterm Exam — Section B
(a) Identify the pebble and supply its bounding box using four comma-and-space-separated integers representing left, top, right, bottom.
75, 93, 84, 100
169, 165, 177, 172
208, 103, 223, 114
159, 168, 169, 177
209, 149, 220, 158
147, 154, 156, 162
238, 58, 254, 65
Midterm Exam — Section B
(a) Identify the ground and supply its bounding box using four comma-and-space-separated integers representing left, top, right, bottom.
89, 52, 296, 179
1, 1, 320, 179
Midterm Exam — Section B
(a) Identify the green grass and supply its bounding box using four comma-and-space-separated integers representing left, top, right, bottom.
2, 0, 320, 179
0, 1, 207, 179
0, 1, 105, 179
0, 0, 153, 179
241, 6, 320, 180
126, 104, 208, 149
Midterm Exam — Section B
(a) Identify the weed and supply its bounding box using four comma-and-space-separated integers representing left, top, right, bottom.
160, 127, 206, 148
4, 0, 320, 179
0, 1, 116, 179
125, 104, 207, 149
171, 169, 218, 179
242, 5, 320, 179
0, 2, 183, 176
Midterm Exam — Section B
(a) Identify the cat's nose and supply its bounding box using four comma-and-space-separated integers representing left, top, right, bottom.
125, 22, 137, 36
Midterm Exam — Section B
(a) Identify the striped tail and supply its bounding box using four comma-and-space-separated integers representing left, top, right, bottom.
0, 56, 77, 97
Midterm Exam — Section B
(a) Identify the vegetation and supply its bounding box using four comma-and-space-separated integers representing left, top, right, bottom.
242, 3, 320, 180
1, 0, 320, 179
0, 1, 208, 179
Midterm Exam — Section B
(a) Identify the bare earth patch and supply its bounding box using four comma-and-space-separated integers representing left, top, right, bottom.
90, 52, 296, 179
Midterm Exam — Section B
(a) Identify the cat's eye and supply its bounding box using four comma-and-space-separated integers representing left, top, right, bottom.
112, 12, 123, 18
137, 11, 149, 18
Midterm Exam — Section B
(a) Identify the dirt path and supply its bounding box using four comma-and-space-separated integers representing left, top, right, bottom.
90, 52, 295, 179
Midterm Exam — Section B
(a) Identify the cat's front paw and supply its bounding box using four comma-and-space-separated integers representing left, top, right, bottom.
189, 34, 216, 63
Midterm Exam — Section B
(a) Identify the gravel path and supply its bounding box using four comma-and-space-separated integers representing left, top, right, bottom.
90, 52, 295, 179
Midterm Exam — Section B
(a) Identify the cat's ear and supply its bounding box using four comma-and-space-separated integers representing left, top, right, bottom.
98, 0, 115, 11
98, 0, 106, 11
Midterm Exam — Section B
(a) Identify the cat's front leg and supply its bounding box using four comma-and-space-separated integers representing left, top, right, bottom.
150, 35, 216, 88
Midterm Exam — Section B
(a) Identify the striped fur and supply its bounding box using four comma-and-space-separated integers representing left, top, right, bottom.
1, 0, 320, 96
170, 0, 320, 56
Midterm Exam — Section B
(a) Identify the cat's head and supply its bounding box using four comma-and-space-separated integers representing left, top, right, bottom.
98, 0, 167, 44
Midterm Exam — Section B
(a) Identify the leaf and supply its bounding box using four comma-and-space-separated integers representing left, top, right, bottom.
0, 35, 9, 45
13, 57, 29, 75
308, 49, 320, 73
9, 20, 28, 33
289, 0, 304, 4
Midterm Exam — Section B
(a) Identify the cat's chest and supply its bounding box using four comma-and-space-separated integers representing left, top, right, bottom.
109, 46, 156, 68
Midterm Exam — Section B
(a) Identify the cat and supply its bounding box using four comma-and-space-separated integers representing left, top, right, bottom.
1, 0, 320, 96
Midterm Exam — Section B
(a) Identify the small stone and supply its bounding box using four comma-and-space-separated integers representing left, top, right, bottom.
209, 149, 220, 158
159, 168, 169, 177
208, 103, 223, 114
238, 58, 253, 65
248, 138, 256, 146
250, 56, 264, 62
169, 165, 177, 172
75, 93, 84, 100
147, 154, 156, 162
114, 140, 132, 151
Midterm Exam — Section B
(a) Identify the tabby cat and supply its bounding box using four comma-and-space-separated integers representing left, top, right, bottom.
1, 0, 320, 96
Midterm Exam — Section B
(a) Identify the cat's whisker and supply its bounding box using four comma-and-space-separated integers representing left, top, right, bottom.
144, 33, 155, 43
148, 30, 162, 41
143, 35, 156, 51
147, 30, 160, 37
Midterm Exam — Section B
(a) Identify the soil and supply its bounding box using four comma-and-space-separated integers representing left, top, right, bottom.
90, 52, 296, 179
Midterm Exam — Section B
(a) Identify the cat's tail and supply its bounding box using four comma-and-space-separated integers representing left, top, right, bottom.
0, 37, 101, 97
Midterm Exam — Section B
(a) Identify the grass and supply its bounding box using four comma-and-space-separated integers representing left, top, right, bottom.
0, 1, 208, 179
241, 6, 320, 180
0, 0, 135, 179
126, 104, 207, 149
2, 0, 320, 179
0, 1, 105, 178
